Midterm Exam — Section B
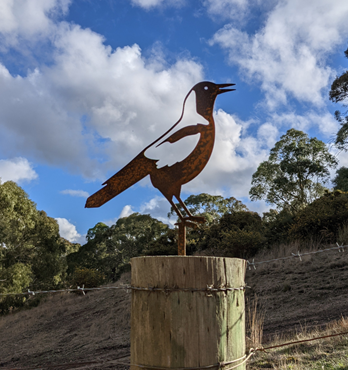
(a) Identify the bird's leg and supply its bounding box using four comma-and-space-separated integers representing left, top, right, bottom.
167, 198, 188, 256
168, 198, 185, 222
176, 197, 206, 224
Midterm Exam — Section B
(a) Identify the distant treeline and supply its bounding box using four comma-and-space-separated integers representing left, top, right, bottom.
2, 176, 348, 314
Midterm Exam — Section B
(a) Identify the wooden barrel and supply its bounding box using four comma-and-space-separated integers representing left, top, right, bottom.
131, 256, 247, 370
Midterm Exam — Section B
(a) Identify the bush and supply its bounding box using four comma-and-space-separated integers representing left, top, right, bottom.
199, 211, 266, 258
263, 209, 294, 246
289, 190, 348, 243
69, 267, 105, 289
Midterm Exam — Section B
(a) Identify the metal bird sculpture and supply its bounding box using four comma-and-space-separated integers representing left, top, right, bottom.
85, 81, 235, 254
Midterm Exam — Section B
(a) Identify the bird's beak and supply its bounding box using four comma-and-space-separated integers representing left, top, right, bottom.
217, 83, 236, 94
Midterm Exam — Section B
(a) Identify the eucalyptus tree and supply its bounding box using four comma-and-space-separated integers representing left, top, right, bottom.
330, 48, 348, 150
249, 129, 337, 214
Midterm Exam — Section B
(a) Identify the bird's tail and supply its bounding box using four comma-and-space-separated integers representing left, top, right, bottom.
85, 153, 157, 208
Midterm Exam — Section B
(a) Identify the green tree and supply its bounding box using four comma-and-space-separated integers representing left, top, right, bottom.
0, 181, 69, 312
67, 213, 170, 281
249, 129, 337, 214
289, 190, 348, 243
333, 166, 348, 192
167, 193, 249, 255
198, 211, 265, 258
169, 193, 247, 224
329, 48, 348, 150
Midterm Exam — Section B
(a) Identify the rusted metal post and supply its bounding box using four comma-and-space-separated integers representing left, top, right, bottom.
177, 222, 186, 256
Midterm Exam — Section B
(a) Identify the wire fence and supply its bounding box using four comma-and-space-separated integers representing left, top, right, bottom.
1, 242, 346, 297
0, 284, 248, 297
246, 242, 346, 270
2, 329, 348, 370
1, 243, 348, 369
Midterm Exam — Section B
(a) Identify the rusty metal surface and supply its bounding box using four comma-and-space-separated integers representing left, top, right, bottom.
177, 222, 186, 256
86, 81, 235, 255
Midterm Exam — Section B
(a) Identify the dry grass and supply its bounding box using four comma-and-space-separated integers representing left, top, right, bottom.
337, 222, 348, 246
245, 240, 348, 369
246, 295, 264, 350
251, 239, 323, 266
247, 316, 348, 369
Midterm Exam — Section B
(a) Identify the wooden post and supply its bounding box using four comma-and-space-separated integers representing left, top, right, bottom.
131, 256, 247, 370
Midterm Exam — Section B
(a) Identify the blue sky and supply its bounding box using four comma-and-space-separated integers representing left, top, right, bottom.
1, 0, 348, 243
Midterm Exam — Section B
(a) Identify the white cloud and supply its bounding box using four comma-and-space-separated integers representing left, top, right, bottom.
55, 217, 85, 244
140, 196, 174, 225
60, 189, 89, 198
0, 157, 38, 183
103, 205, 135, 226
203, 0, 249, 20
270, 111, 339, 137
105, 197, 173, 227
0, 19, 203, 179
119, 205, 135, 218
211, 0, 348, 108
130, 0, 184, 9
0, 0, 70, 48
247, 199, 272, 215
0, 64, 99, 178
183, 109, 272, 198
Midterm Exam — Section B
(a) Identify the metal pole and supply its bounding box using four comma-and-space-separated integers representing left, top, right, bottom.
177, 222, 186, 256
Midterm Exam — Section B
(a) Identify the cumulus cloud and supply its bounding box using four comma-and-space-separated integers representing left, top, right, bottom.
269, 111, 339, 137
210, 0, 348, 108
103, 205, 135, 226
0, 0, 70, 48
0, 19, 203, 179
203, 0, 249, 20
119, 205, 135, 218
55, 217, 85, 244
140, 196, 174, 225
130, 0, 184, 9
60, 189, 89, 197
183, 109, 273, 198
0, 157, 38, 183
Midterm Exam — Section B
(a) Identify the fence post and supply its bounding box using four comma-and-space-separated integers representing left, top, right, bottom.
131, 256, 247, 370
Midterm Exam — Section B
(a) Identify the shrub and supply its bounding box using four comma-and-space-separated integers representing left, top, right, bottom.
289, 190, 348, 243
69, 267, 105, 289
199, 211, 266, 258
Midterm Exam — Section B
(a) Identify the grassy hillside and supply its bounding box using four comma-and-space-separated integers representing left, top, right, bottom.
1, 243, 348, 369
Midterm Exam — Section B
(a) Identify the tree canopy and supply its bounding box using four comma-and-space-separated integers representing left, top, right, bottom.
0, 181, 70, 313
249, 129, 337, 214
169, 193, 247, 224
333, 166, 348, 192
67, 213, 170, 281
329, 48, 348, 150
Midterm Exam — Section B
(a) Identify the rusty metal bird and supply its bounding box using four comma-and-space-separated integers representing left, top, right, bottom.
85, 81, 235, 228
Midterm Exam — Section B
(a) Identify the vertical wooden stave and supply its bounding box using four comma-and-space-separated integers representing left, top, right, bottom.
130, 256, 246, 370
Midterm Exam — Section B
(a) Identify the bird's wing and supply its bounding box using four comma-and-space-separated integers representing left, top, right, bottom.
85, 153, 157, 208
144, 125, 203, 169
158, 124, 204, 145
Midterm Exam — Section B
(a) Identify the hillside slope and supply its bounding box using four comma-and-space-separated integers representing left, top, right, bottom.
0, 273, 131, 369
1, 247, 348, 369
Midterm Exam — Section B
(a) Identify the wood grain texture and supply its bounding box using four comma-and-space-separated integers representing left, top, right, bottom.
130, 256, 246, 370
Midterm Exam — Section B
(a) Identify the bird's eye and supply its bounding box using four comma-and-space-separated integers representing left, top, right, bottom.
204, 86, 208, 90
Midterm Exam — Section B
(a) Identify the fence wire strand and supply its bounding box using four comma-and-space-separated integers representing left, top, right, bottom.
247, 242, 347, 270
0, 284, 248, 297
2, 244, 348, 368
4, 329, 348, 370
